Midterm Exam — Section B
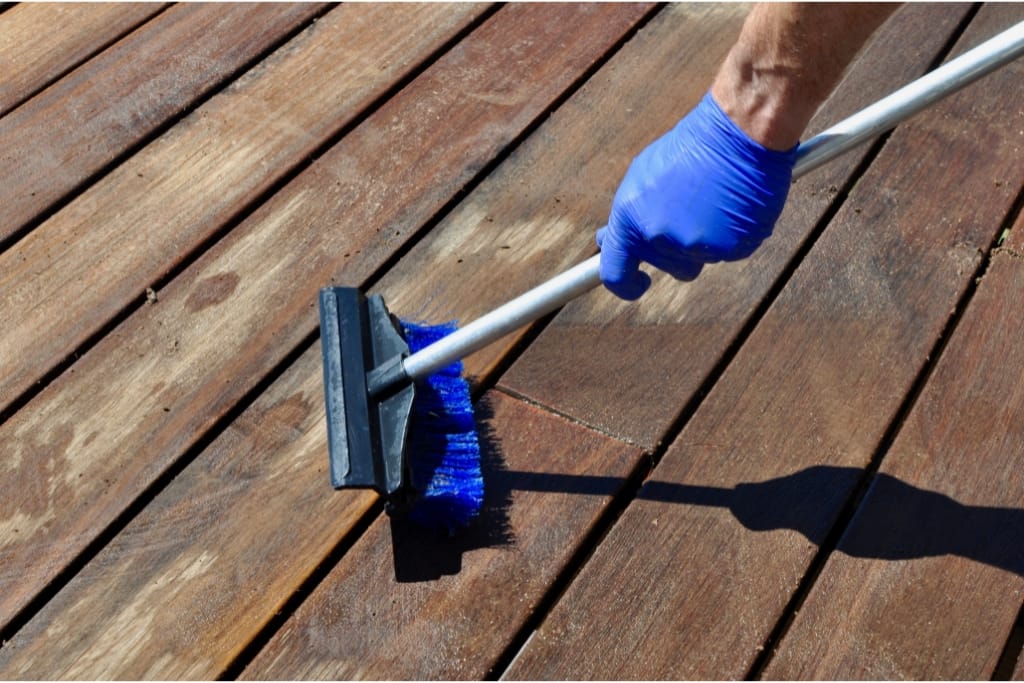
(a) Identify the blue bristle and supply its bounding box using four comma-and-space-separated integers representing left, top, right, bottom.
400, 319, 484, 533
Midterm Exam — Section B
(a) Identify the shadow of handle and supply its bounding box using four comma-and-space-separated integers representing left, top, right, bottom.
642, 465, 1024, 576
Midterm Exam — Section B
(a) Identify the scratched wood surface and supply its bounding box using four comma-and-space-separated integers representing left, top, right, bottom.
503, 3, 1024, 678
0, 0, 488, 637
0, 2, 165, 116
2, 3, 1024, 680
0, 2, 482, 419
0, 3, 651, 675
0, 3, 322, 247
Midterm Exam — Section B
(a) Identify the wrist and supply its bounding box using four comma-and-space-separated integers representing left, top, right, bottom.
709, 3, 897, 152
710, 41, 819, 151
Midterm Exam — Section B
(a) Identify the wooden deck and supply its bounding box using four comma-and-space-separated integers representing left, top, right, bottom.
2, 3, 1024, 679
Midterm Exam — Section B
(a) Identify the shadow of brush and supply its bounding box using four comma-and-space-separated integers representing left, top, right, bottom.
505, 464, 1024, 577
390, 394, 516, 583
647, 465, 1024, 576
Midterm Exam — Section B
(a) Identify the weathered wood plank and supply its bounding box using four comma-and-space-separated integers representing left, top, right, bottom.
0, 0, 650, 647
0, 3, 166, 117
0, 2, 322, 246
239, 390, 640, 680
0, 383, 639, 679
499, 3, 973, 450
0, 3, 486, 417
504, 5, 1024, 679
0, 349, 380, 679
763, 205, 1024, 679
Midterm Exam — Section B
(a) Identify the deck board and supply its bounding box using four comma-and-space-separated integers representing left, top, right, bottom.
239, 391, 640, 680
1, 3, 1023, 679
0, 2, 483, 420
0, 349, 379, 679
0, 2, 651, 670
0, 3, 323, 247
764, 206, 1024, 679
375, 3, 748, 385
0, 3, 166, 117
764, 9, 1024, 675
499, 2, 972, 450
503, 4, 1024, 678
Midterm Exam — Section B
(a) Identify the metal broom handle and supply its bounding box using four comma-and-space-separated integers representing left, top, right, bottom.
401, 19, 1024, 383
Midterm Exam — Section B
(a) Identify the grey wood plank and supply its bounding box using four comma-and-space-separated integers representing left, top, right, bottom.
0, 3, 166, 116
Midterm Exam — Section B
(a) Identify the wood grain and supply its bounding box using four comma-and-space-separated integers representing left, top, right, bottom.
764, 200, 1024, 678
499, 3, 973, 450
0, 0, 650, 647
239, 390, 641, 680
0, 3, 485, 417
0, 3, 166, 117
504, 5, 1024, 679
0, 347, 379, 679
0, 2, 321, 246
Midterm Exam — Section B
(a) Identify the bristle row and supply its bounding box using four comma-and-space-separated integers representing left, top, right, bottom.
401, 320, 484, 532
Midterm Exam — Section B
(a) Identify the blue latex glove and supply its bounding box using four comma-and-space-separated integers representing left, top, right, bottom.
597, 92, 799, 300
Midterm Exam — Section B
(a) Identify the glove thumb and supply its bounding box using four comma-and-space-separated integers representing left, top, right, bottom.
597, 226, 651, 301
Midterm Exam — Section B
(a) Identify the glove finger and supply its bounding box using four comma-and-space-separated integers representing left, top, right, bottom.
644, 249, 704, 282
598, 230, 651, 300
595, 226, 607, 249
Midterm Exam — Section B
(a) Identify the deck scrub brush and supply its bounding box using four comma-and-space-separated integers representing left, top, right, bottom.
317, 17, 1024, 532
317, 287, 490, 533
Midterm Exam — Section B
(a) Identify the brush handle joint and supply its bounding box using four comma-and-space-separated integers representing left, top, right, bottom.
367, 353, 410, 399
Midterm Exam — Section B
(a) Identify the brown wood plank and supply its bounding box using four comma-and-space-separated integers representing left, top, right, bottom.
0, 2, 322, 246
0, 3, 166, 117
499, 3, 973, 451
241, 390, 640, 680
0, 3, 486, 418
0, 383, 640, 679
0, 348, 380, 679
504, 4, 1024, 679
0, 0, 651, 645
763, 206, 1024, 679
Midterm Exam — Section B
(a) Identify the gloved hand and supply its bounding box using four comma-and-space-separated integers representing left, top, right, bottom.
597, 92, 799, 300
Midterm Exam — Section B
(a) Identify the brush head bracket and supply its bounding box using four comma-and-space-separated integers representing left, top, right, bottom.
318, 287, 414, 503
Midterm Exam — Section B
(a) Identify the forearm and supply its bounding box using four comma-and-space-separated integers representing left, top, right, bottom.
711, 3, 898, 150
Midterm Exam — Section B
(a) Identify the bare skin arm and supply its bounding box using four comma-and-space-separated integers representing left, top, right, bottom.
711, 3, 898, 151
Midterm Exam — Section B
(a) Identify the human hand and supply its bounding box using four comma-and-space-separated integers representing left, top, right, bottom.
597, 92, 799, 300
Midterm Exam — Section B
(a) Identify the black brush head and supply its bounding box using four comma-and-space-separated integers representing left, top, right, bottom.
318, 287, 414, 502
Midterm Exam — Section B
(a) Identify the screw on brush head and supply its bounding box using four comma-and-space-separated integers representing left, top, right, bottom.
318, 287, 415, 503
